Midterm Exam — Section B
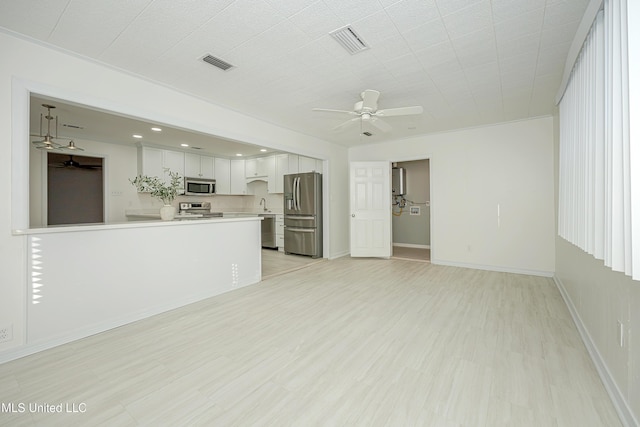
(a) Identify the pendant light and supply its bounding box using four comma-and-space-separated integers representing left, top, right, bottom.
32, 104, 84, 151
61, 140, 84, 151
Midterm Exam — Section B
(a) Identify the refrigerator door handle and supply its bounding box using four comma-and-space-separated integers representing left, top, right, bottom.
296, 177, 301, 211
292, 177, 296, 211
286, 215, 314, 220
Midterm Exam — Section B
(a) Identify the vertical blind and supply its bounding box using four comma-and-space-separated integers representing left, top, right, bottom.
558, 0, 638, 280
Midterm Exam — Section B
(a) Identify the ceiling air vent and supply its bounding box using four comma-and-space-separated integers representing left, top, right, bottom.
202, 54, 234, 71
362, 131, 373, 136
329, 25, 370, 55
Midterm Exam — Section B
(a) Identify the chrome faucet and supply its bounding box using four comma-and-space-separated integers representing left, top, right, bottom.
260, 198, 267, 211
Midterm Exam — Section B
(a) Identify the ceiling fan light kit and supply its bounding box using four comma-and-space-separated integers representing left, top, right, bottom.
32, 104, 84, 151
313, 89, 423, 135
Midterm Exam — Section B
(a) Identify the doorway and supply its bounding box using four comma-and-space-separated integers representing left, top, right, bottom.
391, 159, 430, 262
47, 153, 104, 225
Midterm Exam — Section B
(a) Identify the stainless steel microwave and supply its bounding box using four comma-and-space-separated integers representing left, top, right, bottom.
184, 177, 216, 195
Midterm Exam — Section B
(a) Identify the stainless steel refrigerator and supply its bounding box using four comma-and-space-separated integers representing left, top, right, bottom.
284, 172, 322, 258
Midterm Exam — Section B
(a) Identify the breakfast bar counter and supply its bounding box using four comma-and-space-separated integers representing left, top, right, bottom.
13, 216, 262, 356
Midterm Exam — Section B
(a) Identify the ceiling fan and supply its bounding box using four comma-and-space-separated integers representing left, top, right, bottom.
313, 89, 423, 133
48, 155, 102, 170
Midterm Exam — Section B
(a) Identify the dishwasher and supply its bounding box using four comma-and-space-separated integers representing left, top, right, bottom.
259, 214, 277, 249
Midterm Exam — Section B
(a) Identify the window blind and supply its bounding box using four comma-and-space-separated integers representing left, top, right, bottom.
558, 0, 638, 280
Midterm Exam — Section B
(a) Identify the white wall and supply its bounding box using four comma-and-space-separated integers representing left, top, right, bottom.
349, 117, 556, 275
552, 112, 640, 425
555, 238, 640, 425
0, 31, 349, 356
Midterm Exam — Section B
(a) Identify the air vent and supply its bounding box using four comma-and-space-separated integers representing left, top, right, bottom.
362, 131, 373, 136
202, 54, 234, 71
329, 25, 370, 55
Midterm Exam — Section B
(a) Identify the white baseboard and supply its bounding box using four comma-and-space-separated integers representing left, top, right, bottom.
393, 243, 430, 249
553, 276, 638, 427
430, 258, 554, 277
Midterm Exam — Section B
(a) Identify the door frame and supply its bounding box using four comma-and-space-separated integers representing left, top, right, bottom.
390, 155, 433, 259
40, 151, 108, 226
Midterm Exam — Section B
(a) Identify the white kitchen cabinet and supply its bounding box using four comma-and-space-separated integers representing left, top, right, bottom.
273, 154, 289, 194
230, 159, 247, 194
264, 156, 277, 192
138, 146, 164, 178
163, 150, 185, 177
244, 158, 256, 178
214, 157, 231, 194
137, 146, 184, 185
245, 156, 273, 178
275, 214, 284, 251
287, 154, 299, 174
185, 153, 215, 179
298, 155, 322, 173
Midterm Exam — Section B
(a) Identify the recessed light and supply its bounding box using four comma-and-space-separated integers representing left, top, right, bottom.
132, 134, 143, 139
151, 127, 162, 132
260, 149, 267, 152
235, 153, 243, 157
181, 143, 189, 147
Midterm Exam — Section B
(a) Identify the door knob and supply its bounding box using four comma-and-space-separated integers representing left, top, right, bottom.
351, 214, 355, 217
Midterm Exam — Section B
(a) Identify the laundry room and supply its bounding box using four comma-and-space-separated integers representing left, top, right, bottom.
391, 159, 430, 261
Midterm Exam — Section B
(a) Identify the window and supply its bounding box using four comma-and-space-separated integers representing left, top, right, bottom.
558, 0, 639, 280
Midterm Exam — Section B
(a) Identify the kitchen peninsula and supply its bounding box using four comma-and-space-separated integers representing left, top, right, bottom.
13, 216, 261, 353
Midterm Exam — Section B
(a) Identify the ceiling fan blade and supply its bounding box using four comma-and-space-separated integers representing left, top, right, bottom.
361, 90, 380, 111
312, 108, 357, 115
331, 117, 360, 132
369, 117, 392, 132
375, 106, 423, 117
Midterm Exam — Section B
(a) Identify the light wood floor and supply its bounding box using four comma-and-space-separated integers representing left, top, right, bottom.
392, 246, 431, 262
261, 249, 324, 279
0, 257, 621, 426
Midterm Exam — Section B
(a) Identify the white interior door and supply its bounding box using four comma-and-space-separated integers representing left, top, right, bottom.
350, 161, 392, 257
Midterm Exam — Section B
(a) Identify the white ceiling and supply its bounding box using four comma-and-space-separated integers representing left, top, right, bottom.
2, 0, 589, 148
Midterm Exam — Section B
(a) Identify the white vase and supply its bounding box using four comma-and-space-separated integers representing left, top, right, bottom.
159, 205, 176, 221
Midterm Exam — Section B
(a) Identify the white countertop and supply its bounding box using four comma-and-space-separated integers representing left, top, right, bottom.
13, 215, 262, 235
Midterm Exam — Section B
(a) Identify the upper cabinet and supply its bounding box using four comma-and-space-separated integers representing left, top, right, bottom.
230, 159, 247, 195
138, 146, 185, 185
246, 157, 276, 182
138, 146, 321, 196
214, 157, 231, 194
298, 155, 322, 173
185, 153, 214, 179
273, 154, 289, 194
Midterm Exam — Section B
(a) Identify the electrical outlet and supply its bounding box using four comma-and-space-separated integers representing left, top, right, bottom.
0, 324, 13, 343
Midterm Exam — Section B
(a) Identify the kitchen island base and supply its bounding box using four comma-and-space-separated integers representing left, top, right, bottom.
10, 217, 261, 362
